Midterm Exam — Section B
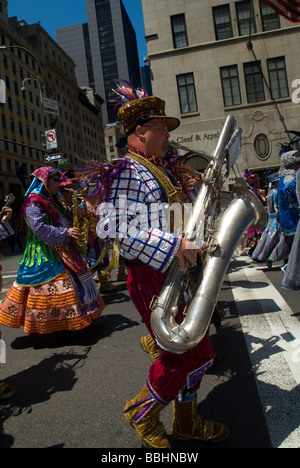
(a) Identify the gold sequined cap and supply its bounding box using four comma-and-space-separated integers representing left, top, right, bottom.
118, 96, 180, 134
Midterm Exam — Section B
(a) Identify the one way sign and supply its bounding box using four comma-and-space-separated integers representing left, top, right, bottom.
44, 153, 62, 163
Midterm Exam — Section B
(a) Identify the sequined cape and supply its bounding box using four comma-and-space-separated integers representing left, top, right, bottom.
17, 193, 69, 286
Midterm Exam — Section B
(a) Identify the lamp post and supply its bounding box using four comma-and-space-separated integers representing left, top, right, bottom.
0, 43, 48, 108
0, 44, 46, 93
21, 77, 45, 105
0, 44, 42, 72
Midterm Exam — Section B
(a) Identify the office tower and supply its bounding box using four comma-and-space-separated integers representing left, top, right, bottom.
0, 13, 106, 201
57, 0, 141, 125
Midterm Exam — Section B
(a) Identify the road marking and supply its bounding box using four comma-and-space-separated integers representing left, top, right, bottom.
228, 257, 300, 448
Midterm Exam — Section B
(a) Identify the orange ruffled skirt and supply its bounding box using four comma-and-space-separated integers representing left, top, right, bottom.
0, 271, 105, 335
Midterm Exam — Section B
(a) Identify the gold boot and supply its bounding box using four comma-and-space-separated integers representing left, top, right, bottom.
124, 384, 170, 448
140, 334, 162, 362
99, 272, 117, 293
117, 258, 127, 281
0, 380, 15, 399
172, 395, 230, 443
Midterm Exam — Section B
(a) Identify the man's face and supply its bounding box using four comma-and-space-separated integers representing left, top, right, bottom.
141, 119, 170, 158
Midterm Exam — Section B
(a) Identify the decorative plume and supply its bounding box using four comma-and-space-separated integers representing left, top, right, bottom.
73, 156, 130, 205
107, 78, 148, 106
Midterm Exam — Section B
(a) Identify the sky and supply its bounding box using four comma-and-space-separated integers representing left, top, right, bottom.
6, 0, 148, 65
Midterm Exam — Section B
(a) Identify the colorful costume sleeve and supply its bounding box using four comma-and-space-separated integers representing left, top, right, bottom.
25, 204, 69, 248
0, 221, 14, 240
278, 175, 298, 235
97, 161, 181, 272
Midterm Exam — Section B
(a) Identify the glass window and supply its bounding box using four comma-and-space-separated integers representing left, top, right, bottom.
244, 61, 265, 103
213, 4, 233, 40
220, 65, 242, 106
171, 14, 188, 48
267, 57, 289, 99
177, 73, 198, 114
6, 159, 11, 172
236, 1, 256, 36
260, 3, 280, 31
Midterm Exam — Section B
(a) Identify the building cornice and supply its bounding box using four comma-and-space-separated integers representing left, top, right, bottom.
147, 25, 300, 61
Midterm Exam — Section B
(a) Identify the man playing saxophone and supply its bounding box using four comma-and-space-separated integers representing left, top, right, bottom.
96, 84, 230, 448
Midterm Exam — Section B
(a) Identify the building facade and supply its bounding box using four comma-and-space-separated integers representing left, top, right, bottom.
0, 4, 106, 204
142, 0, 300, 186
57, 0, 141, 126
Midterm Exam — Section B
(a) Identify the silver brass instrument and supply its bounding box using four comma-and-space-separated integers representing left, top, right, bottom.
169, 140, 214, 166
150, 115, 267, 354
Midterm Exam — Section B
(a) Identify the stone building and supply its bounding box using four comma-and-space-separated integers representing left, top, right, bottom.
142, 0, 300, 186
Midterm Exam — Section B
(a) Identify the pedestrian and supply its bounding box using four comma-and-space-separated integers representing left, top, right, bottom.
277, 150, 300, 274
0, 204, 15, 399
0, 167, 105, 337
96, 84, 229, 448
251, 172, 281, 269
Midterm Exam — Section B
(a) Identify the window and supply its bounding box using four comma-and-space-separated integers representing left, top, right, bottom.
177, 73, 198, 114
267, 57, 289, 99
220, 65, 242, 106
260, 3, 280, 31
213, 4, 233, 40
244, 61, 265, 103
171, 14, 188, 48
6, 159, 11, 173
236, 1, 256, 36
254, 133, 270, 160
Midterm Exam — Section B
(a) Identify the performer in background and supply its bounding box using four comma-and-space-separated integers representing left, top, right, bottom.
0, 205, 15, 399
251, 172, 281, 269
243, 169, 266, 256
277, 151, 300, 273
96, 83, 229, 448
277, 151, 300, 288
0, 167, 105, 337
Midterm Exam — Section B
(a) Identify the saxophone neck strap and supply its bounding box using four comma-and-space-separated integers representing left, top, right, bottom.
127, 149, 184, 205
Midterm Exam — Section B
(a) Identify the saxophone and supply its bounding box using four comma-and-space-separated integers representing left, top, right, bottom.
150, 115, 267, 354
71, 189, 89, 253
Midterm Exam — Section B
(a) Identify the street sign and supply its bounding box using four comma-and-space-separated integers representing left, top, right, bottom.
58, 158, 70, 165
45, 129, 57, 150
43, 97, 60, 116
44, 153, 62, 163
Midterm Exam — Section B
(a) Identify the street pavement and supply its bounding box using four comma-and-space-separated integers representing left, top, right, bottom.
0, 246, 299, 449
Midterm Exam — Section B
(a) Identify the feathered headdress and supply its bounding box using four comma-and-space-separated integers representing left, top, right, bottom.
109, 78, 149, 106
280, 150, 300, 169
108, 78, 180, 136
